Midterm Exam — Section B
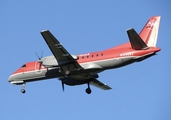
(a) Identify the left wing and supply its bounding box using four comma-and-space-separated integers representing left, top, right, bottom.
40, 30, 83, 72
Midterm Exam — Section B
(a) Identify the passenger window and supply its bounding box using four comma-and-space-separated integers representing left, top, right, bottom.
92, 55, 94, 57
96, 54, 98, 57
101, 53, 103, 56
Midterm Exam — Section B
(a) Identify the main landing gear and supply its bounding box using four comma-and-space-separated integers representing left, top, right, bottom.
21, 83, 26, 94
85, 82, 92, 94
64, 64, 71, 76
58, 66, 70, 76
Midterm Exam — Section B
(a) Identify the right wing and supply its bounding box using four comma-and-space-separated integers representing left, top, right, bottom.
90, 79, 112, 90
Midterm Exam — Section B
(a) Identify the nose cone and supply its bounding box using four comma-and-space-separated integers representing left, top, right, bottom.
8, 74, 24, 85
8, 75, 14, 83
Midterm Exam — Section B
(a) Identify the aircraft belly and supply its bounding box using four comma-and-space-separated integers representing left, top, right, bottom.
10, 68, 62, 83
19, 70, 46, 81
62, 77, 88, 86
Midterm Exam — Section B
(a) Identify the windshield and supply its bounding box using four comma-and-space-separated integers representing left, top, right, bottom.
21, 64, 26, 68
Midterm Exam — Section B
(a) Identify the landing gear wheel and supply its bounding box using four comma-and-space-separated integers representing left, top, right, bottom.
85, 88, 92, 94
65, 70, 70, 76
21, 82, 26, 94
21, 89, 26, 94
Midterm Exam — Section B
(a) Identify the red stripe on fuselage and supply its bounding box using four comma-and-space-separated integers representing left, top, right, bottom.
77, 47, 160, 63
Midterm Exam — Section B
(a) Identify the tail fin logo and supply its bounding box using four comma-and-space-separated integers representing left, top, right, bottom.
146, 20, 157, 30
140, 16, 161, 47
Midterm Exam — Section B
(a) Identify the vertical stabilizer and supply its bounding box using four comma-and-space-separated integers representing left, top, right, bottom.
139, 16, 161, 47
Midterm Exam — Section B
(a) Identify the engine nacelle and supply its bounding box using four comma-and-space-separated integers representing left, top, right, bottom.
40, 55, 78, 67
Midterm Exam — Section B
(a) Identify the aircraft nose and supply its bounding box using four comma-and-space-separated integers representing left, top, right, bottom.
8, 74, 24, 85
8, 75, 13, 83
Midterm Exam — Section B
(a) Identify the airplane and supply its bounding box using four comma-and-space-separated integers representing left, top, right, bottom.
8, 16, 161, 94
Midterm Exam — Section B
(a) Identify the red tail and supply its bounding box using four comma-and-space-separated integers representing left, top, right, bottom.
139, 16, 161, 47
110, 16, 161, 50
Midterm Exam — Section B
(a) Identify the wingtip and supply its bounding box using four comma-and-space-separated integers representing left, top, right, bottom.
41, 30, 49, 33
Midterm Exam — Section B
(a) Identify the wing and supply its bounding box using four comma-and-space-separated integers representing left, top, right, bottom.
41, 30, 112, 90
40, 30, 82, 72
90, 79, 112, 90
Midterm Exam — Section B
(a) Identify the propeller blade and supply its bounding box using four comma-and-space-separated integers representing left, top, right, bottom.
35, 52, 41, 60
61, 80, 65, 92
41, 50, 43, 59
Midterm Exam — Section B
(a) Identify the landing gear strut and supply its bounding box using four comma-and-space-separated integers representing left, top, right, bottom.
85, 82, 92, 94
21, 83, 26, 94
65, 63, 71, 76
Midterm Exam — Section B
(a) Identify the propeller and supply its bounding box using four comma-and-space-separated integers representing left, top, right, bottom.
59, 78, 65, 92
61, 80, 65, 92
35, 51, 43, 60
35, 51, 43, 70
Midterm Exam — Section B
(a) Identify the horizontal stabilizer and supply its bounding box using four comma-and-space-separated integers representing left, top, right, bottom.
90, 79, 112, 90
127, 28, 148, 50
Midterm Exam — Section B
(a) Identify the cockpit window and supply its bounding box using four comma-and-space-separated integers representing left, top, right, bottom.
21, 64, 26, 68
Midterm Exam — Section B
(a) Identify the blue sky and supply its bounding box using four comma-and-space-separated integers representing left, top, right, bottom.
1, 0, 171, 120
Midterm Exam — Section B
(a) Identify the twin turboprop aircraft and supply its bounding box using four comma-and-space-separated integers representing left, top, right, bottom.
8, 16, 161, 94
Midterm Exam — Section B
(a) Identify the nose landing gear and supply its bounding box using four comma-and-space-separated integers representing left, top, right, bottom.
21, 89, 26, 93
21, 83, 26, 94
